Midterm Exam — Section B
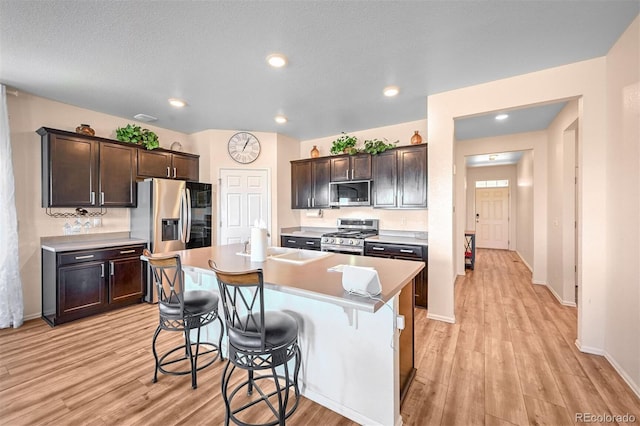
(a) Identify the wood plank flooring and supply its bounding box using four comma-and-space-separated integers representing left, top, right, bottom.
1, 249, 638, 425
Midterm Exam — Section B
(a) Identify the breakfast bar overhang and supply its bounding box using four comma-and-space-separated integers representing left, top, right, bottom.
163, 244, 424, 426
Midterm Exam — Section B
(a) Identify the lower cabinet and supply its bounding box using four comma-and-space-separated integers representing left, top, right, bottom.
42, 244, 145, 326
280, 235, 321, 251
364, 242, 428, 309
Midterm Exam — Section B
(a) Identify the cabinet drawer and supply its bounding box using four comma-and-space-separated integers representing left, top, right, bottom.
281, 236, 321, 250
58, 245, 145, 266
102, 245, 145, 260
364, 243, 424, 259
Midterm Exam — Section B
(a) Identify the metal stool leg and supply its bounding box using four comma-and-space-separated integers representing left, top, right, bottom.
217, 315, 225, 361
221, 360, 234, 426
183, 326, 196, 389
151, 326, 161, 383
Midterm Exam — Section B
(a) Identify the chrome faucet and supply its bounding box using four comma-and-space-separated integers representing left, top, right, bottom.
242, 239, 250, 254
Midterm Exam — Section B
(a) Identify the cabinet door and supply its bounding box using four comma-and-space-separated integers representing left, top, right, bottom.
372, 150, 397, 207
108, 256, 144, 304
172, 154, 199, 181
46, 135, 98, 207
311, 158, 331, 208
351, 154, 372, 180
137, 150, 172, 178
58, 262, 106, 317
291, 161, 312, 209
99, 143, 137, 207
330, 156, 350, 182
395, 255, 427, 309
397, 145, 427, 208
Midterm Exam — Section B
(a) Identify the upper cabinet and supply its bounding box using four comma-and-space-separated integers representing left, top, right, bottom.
137, 150, 199, 182
330, 154, 371, 182
39, 128, 136, 208
372, 144, 427, 209
291, 158, 331, 209
38, 127, 200, 208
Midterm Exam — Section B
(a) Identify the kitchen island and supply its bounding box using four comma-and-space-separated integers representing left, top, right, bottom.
163, 244, 423, 426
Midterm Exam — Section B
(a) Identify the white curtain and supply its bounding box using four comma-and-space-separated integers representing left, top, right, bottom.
0, 84, 24, 328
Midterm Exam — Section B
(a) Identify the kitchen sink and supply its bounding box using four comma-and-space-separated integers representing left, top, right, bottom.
236, 246, 292, 257
269, 249, 333, 265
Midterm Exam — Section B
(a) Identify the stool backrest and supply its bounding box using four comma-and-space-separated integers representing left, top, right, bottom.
208, 262, 266, 350
143, 249, 185, 314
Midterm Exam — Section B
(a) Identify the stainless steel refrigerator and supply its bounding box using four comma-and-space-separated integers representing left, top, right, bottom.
131, 178, 213, 301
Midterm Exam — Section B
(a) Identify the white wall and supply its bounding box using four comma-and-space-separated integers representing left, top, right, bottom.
464, 164, 518, 250
8, 93, 190, 319
428, 56, 607, 346
516, 150, 534, 269
604, 16, 640, 396
276, 133, 302, 240
455, 132, 547, 281
299, 120, 429, 232
546, 101, 579, 306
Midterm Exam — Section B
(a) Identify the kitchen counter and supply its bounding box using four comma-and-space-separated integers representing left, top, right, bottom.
158, 243, 420, 425
366, 234, 429, 246
279, 226, 335, 239
41, 232, 147, 252
167, 244, 423, 313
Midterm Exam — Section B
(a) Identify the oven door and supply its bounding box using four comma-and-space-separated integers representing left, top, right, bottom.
321, 245, 363, 255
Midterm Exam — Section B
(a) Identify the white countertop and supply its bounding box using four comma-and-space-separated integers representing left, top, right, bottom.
280, 230, 326, 238
42, 237, 147, 252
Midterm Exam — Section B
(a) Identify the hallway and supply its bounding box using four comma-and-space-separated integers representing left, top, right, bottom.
401, 249, 640, 425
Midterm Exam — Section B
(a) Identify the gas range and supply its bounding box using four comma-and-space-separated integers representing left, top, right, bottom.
321, 218, 379, 255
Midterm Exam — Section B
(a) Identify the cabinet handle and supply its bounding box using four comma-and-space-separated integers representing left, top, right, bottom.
372, 247, 385, 251
75, 254, 94, 260
119, 249, 136, 254
173, 167, 177, 178
287, 240, 296, 243
100, 192, 105, 205
400, 249, 414, 253
307, 198, 310, 207
345, 169, 349, 179
305, 241, 315, 245
109, 261, 114, 276
100, 263, 104, 278
90, 192, 95, 205
166, 167, 170, 178
312, 198, 315, 207
351, 169, 354, 179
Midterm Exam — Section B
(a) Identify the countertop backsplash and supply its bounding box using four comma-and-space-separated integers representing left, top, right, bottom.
298, 207, 428, 233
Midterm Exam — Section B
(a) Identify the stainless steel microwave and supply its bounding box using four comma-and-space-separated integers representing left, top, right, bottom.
329, 180, 371, 207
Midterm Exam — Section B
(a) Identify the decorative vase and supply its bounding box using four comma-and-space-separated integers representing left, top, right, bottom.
410, 130, 422, 145
76, 124, 95, 136
310, 145, 320, 158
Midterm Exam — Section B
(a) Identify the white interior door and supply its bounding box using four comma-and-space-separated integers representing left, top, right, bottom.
219, 169, 269, 245
475, 187, 509, 249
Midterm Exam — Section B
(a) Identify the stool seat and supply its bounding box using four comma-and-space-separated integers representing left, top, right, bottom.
159, 290, 219, 318
229, 311, 298, 350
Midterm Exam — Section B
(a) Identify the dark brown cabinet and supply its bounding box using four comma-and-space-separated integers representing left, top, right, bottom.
42, 244, 145, 326
39, 128, 137, 208
372, 144, 427, 208
291, 158, 331, 209
280, 235, 321, 250
364, 241, 428, 308
330, 154, 371, 182
137, 150, 199, 181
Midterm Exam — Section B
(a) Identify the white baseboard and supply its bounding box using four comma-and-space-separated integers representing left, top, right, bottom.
604, 351, 640, 400
426, 313, 456, 324
540, 283, 576, 307
574, 339, 605, 355
24, 312, 41, 322
532, 280, 546, 285
515, 251, 533, 272
302, 387, 388, 426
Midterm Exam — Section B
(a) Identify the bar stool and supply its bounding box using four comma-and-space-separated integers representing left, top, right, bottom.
209, 261, 301, 426
143, 249, 224, 389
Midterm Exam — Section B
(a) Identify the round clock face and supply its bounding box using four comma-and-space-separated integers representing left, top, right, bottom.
228, 132, 261, 164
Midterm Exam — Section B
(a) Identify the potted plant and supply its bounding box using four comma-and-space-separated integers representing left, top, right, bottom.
330, 132, 358, 155
363, 138, 398, 155
116, 124, 160, 150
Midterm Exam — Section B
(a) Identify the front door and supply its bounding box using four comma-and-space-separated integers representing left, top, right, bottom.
475, 187, 509, 249
219, 169, 269, 245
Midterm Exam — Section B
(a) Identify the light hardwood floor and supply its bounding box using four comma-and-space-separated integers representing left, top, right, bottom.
0, 249, 638, 425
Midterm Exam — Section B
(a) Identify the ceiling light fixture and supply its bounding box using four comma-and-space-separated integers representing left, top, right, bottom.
495, 113, 509, 120
168, 98, 187, 108
383, 86, 400, 97
489, 154, 498, 161
274, 114, 288, 124
267, 53, 288, 68
133, 113, 158, 122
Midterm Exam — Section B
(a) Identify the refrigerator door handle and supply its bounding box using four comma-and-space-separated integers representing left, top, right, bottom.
180, 188, 188, 243
185, 188, 192, 243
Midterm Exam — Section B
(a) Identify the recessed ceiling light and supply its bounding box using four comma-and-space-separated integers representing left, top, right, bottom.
168, 98, 187, 108
133, 113, 158, 122
383, 86, 400, 97
489, 154, 499, 161
274, 114, 288, 124
495, 113, 509, 120
267, 53, 288, 68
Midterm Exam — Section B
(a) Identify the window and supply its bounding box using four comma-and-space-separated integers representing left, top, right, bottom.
475, 180, 509, 188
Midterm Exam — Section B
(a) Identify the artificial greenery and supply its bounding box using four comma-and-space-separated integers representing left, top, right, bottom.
116, 124, 159, 150
330, 132, 358, 155
363, 138, 398, 155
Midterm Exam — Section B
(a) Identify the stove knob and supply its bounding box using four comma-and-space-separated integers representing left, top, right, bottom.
336, 238, 342, 244
349, 239, 355, 245
329, 238, 334, 244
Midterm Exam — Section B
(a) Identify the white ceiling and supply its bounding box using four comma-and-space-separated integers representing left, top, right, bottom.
1, 1, 637, 141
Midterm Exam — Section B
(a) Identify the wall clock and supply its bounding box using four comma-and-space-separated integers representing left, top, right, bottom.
228, 132, 261, 164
